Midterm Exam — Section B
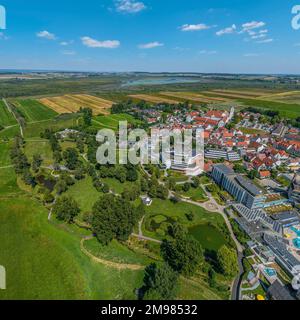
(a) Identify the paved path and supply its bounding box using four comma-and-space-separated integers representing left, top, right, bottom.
131, 233, 162, 244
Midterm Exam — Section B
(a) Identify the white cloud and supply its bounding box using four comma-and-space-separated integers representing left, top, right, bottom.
138, 41, 164, 49
216, 24, 236, 36
251, 33, 267, 40
60, 40, 74, 46
115, 0, 146, 13
241, 21, 266, 32
62, 50, 76, 55
36, 30, 56, 40
256, 38, 273, 44
180, 23, 213, 32
244, 53, 260, 57
199, 50, 217, 55
81, 36, 120, 48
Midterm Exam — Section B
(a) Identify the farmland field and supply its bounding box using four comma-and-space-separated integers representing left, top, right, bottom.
0, 100, 17, 127
202, 91, 260, 100
259, 91, 300, 105
128, 94, 180, 104
161, 91, 229, 103
211, 89, 269, 97
40, 94, 113, 115
238, 98, 300, 119
11, 99, 58, 122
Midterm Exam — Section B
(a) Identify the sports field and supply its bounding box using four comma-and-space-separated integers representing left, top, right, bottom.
39, 94, 113, 115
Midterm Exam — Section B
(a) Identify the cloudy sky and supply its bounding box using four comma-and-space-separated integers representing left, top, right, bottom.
0, 0, 300, 73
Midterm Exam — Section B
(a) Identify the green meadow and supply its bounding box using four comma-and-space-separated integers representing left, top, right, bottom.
238, 98, 300, 119
0, 100, 17, 127
12, 99, 58, 122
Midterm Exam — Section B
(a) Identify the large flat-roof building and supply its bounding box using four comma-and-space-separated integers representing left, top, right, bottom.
288, 174, 300, 204
212, 164, 266, 209
212, 164, 288, 210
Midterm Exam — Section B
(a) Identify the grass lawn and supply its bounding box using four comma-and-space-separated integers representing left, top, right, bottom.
0, 196, 145, 300
179, 186, 208, 202
143, 199, 225, 240
12, 99, 58, 122
0, 142, 12, 166
177, 276, 224, 300
24, 140, 53, 166
83, 238, 152, 266
0, 166, 144, 300
0, 100, 17, 127
24, 115, 79, 139
189, 224, 227, 251
0, 167, 20, 196
65, 177, 102, 213
0, 125, 20, 140
167, 170, 189, 183
92, 114, 143, 131
102, 177, 136, 194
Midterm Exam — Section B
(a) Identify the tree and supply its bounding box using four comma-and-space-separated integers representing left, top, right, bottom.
22, 169, 36, 187
82, 107, 93, 126
92, 194, 140, 244
161, 224, 204, 276
76, 139, 85, 154
122, 184, 141, 201
52, 196, 80, 223
32, 154, 43, 173
217, 245, 239, 278
191, 176, 200, 189
247, 169, 258, 180
55, 179, 68, 194
142, 263, 178, 300
43, 191, 54, 204
156, 185, 168, 200
53, 151, 62, 163
183, 182, 191, 192
63, 148, 79, 170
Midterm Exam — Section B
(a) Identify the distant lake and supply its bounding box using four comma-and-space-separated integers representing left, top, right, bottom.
122, 77, 201, 87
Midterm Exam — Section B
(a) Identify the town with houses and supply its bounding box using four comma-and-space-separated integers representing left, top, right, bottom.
130, 102, 300, 300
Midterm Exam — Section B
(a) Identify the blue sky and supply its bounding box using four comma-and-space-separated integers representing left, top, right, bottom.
0, 0, 300, 73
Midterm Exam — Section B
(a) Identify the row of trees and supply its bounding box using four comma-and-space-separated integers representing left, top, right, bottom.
10, 135, 37, 187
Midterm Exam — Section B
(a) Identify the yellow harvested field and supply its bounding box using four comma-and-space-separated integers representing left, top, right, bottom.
161, 92, 229, 103
128, 94, 179, 104
202, 91, 258, 99
212, 89, 267, 97
39, 94, 113, 115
